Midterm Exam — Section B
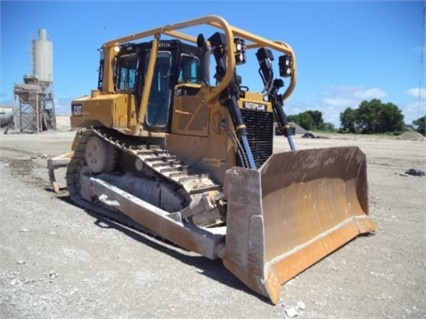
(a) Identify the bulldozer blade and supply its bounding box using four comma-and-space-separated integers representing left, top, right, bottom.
47, 151, 73, 194
222, 146, 377, 304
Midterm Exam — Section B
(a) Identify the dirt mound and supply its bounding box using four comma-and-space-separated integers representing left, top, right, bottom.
396, 131, 425, 141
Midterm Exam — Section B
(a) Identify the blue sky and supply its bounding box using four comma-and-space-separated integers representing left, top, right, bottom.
1, 0, 425, 127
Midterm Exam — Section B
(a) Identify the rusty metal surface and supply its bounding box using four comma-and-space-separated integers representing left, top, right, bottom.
223, 167, 267, 297
223, 146, 377, 304
261, 146, 370, 262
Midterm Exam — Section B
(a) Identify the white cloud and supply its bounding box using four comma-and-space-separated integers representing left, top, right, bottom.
324, 85, 387, 102
406, 88, 426, 99
353, 88, 387, 99
319, 85, 388, 126
323, 96, 354, 107
400, 101, 425, 124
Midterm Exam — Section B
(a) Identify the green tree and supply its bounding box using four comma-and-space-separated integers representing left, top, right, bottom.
323, 122, 335, 131
339, 99, 404, 134
288, 110, 325, 131
340, 107, 358, 133
357, 100, 378, 133
306, 110, 325, 130
377, 102, 405, 133
288, 113, 313, 130
413, 115, 426, 136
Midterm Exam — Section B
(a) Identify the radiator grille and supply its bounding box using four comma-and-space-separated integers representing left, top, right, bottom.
238, 109, 273, 168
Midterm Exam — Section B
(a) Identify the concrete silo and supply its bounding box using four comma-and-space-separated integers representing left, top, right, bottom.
13, 28, 56, 132
33, 28, 53, 85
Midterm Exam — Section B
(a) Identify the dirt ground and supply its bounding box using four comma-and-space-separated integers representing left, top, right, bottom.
0, 117, 425, 319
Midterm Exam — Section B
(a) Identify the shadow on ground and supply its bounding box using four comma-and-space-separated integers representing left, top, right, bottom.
53, 192, 269, 303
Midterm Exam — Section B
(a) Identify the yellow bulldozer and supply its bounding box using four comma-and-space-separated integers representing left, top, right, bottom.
48, 16, 377, 304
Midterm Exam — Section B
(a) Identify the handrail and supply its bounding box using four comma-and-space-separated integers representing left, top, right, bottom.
101, 15, 296, 103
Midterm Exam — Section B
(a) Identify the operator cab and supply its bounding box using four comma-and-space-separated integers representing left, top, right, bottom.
108, 40, 204, 133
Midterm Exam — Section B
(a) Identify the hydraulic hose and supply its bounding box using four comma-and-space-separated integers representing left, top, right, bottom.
210, 32, 257, 170
273, 98, 297, 152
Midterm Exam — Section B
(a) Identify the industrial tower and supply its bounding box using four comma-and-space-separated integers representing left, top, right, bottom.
13, 28, 56, 132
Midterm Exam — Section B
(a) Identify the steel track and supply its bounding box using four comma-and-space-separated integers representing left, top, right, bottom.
65, 128, 221, 232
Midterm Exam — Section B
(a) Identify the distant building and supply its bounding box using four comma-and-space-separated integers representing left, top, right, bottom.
13, 28, 56, 133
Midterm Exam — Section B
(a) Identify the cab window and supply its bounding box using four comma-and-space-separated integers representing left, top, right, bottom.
116, 53, 138, 91
178, 54, 200, 84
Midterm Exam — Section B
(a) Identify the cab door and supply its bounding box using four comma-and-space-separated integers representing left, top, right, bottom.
144, 51, 173, 132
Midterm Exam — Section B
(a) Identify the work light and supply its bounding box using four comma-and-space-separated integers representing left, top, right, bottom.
279, 55, 293, 77
234, 37, 246, 64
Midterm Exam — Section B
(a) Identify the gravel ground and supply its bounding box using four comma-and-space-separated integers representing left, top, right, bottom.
0, 122, 425, 319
